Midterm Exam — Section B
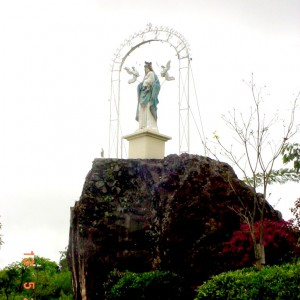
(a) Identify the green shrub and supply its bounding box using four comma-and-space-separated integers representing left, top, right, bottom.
195, 261, 300, 299
105, 270, 185, 299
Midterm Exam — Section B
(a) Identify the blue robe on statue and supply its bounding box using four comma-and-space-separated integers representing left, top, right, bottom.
136, 73, 160, 122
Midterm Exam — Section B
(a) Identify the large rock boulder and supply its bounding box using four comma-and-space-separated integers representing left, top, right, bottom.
68, 154, 279, 299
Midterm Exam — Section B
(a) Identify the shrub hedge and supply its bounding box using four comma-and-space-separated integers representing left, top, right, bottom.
195, 261, 300, 299
105, 270, 186, 299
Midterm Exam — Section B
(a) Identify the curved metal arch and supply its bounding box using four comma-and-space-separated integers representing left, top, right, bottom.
109, 23, 192, 158
112, 23, 191, 67
119, 39, 180, 70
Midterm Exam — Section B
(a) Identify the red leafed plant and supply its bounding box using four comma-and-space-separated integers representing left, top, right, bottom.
222, 218, 299, 267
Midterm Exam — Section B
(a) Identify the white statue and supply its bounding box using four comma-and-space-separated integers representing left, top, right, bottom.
124, 60, 175, 131
136, 62, 160, 130
160, 60, 175, 81
124, 66, 140, 84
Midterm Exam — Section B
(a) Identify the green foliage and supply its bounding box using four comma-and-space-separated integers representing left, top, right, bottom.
105, 270, 186, 299
58, 249, 69, 271
282, 143, 300, 172
103, 269, 124, 297
245, 168, 300, 186
246, 143, 300, 186
0, 261, 31, 299
0, 255, 73, 299
195, 261, 300, 299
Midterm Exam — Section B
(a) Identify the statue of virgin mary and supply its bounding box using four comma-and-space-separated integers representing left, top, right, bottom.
136, 61, 161, 130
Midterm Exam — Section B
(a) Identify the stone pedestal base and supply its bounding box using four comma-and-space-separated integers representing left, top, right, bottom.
123, 129, 171, 159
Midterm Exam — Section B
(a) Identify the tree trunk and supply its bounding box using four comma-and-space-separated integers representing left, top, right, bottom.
255, 243, 265, 269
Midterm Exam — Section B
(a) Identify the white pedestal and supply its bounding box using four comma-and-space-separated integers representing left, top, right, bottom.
123, 129, 171, 159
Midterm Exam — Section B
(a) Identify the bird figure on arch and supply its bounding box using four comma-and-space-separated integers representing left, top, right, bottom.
160, 60, 175, 81
124, 66, 140, 84
124, 60, 175, 84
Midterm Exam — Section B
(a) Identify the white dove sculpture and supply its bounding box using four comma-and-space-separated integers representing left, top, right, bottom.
160, 60, 175, 81
124, 66, 140, 84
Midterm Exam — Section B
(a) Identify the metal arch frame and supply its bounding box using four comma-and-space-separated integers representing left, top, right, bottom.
109, 23, 192, 158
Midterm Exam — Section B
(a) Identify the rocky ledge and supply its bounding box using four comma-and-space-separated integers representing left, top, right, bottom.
68, 154, 279, 299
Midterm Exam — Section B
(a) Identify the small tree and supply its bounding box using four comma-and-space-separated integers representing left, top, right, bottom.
0, 255, 73, 299
209, 75, 299, 269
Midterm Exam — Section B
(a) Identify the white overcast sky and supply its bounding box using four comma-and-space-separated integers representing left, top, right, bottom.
0, 0, 300, 268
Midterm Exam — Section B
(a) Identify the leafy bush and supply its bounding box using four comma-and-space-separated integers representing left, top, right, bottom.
105, 270, 186, 299
222, 219, 299, 267
0, 256, 73, 299
195, 261, 300, 299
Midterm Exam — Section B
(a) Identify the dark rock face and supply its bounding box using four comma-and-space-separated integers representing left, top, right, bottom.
68, 154, 279, 300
